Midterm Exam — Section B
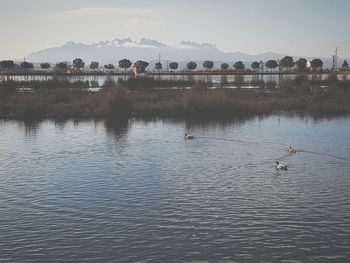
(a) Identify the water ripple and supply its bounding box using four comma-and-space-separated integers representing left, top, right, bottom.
0, 117, 350, 262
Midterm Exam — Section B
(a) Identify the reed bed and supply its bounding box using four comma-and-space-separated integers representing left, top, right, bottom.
0, 78, 350, 120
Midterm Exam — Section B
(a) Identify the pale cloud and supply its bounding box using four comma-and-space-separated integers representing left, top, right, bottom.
126, 18, 163, 31
45, 7, 161, 20
41, 7, 166, 44
1, 1, 350, 59
45, 7, 157, 19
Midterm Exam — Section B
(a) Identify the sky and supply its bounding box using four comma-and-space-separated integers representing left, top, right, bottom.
0, 0, 349, 60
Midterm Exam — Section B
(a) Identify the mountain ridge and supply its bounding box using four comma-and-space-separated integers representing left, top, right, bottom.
27, 38, 288, 64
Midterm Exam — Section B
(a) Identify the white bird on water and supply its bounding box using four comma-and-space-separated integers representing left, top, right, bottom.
275, 161, 287, 171
184, 134, 194, 140
288, 146, 297, 154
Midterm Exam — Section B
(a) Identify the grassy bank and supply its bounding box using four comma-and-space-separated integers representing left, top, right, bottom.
0, 78, 350, 120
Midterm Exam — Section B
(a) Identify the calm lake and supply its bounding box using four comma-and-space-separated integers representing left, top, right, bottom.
1, 116, 350, 262
4, 73, 350, 88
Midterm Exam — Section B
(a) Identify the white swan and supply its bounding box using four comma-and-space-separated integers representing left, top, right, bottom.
287, 146, 297, 154
184, 134, 194, 140
275, 161, 288, 170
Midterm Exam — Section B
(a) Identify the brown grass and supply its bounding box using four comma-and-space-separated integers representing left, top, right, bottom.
1, 78, 350, 120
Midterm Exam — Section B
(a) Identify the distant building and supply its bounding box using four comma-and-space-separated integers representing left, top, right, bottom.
132, 61, 148, 75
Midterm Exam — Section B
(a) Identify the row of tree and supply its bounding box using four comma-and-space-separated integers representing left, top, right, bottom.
200, 57, 346, 72
194, 57, 348, 72
0, 60, 35, 70
0, 59, 146, 72
45, 58, 139, 71
1, 57, 349, 72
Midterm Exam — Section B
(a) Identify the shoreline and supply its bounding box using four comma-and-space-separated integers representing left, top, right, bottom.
1, 77, 350, 121
1, 71, 350, 77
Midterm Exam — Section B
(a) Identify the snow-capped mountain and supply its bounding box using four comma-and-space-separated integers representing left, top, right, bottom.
27, 38, 288, 64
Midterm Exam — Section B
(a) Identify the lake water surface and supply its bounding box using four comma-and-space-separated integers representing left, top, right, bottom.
1, 116, 350, 262
5, 73, 350, 88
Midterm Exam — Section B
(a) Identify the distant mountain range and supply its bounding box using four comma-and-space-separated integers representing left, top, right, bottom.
27, 38, 287, 64
27, 37, 338, 69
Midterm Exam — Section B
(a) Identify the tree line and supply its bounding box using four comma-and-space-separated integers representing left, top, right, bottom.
0, 56, 349, 73
0, 59, 145, 72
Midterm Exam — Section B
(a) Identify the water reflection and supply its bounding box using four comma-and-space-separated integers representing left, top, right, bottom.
18, 121, 40, 137
54, 119, 68, 130
234, 75, 244, 86
104, 119, 129, 141
311, 74, 323, 80
184, 116, 255, 131
220, 75, 228, 85
5, 73, 350, 89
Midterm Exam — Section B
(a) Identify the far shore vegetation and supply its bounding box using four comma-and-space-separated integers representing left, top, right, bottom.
1, 75, 350, 121
1, 56, 350, 121
1, 56, 349, 75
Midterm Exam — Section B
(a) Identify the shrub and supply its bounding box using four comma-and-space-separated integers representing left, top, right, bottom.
100, 90, 132, 120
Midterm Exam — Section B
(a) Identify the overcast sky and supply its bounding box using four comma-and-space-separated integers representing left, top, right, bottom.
1, 0, 349, 59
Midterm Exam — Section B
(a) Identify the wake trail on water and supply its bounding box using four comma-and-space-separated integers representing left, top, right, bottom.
196, 136, 257, 145
196, 136, 291, 149
298, 149, 350, 162
197, 135, 350, 161
195, 136, 350, 177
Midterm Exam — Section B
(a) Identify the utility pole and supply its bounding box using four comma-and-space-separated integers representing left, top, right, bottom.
332, 47, 338, 72
157, 53, 162, 74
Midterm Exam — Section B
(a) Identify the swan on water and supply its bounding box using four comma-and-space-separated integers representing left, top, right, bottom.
185, 134, 194, 140
275, 161, 288, 170
288, 146, 297, 153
